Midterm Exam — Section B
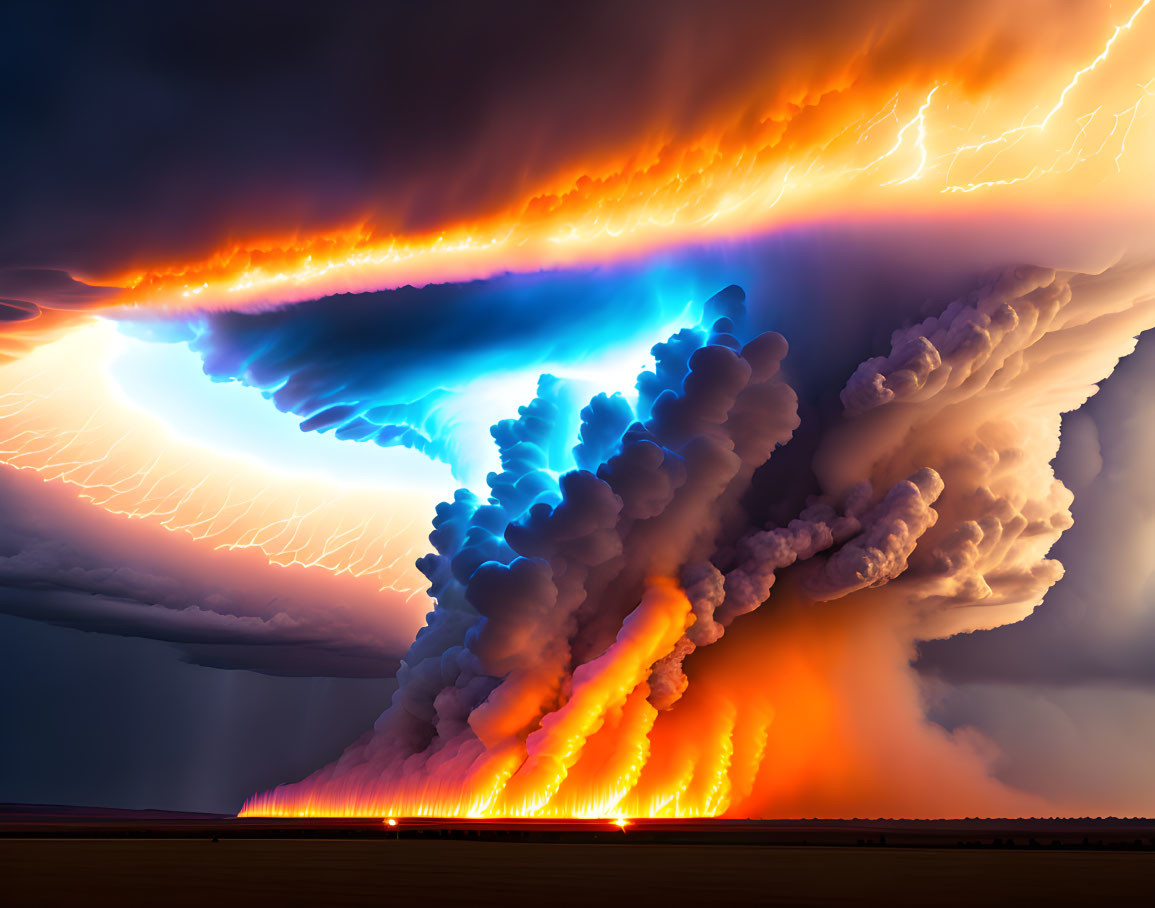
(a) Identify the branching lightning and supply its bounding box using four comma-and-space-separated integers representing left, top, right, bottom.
0, 323, 433, 599
81, 1, 1155, 315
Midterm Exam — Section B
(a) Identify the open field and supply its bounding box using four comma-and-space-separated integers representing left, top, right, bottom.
3, 837, 1154, 907
2, 809, 1154, 906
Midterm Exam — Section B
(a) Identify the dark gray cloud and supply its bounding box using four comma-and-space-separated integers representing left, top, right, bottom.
0, 466, 415, 678
0, 269, 118, 308
0, 613, 394, 813
0, 0, 1111, 279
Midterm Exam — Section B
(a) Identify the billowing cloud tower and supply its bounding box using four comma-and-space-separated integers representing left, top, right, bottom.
242, 260, 1155, 819
3, 0, 1155, 820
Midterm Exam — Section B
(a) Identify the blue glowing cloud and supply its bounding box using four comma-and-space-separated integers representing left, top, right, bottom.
116, 258, 762, 489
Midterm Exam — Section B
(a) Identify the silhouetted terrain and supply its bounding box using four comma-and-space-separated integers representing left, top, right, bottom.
2, 807, 1153, 906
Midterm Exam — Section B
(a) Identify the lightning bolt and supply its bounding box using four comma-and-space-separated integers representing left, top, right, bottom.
0, 324, 432, 599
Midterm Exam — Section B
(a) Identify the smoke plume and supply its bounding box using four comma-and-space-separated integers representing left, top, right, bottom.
243, 258, 1155, 818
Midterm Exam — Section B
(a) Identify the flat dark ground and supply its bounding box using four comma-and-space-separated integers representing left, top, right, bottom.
3, 810, 1153, 906
4, 838, 1154, 907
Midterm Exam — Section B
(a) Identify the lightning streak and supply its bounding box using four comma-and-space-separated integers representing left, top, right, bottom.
0, 323, 434, 599
75, 1, 1155, 315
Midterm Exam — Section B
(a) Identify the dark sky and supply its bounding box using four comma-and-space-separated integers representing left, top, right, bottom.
0, 613, 393, 813
0, 0, 1091, 279
3, 0, 791, 274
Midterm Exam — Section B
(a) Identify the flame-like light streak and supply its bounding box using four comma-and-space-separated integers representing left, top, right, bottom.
547, 685, 658, 820
82, 1, 1154, 317
0, 322, 434, 599
241, 578, 780, 820
487, 577, 693, 817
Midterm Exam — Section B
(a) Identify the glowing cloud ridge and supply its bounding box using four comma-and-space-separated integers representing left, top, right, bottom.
0, 323, 434, 600
96, 1, 1155, 314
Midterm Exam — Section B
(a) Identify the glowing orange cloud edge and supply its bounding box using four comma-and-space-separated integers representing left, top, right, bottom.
0, 323, 433, 604
84, 0, 1155, 318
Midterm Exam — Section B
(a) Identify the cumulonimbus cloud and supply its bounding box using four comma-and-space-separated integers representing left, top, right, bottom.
239, 256, 1155, 819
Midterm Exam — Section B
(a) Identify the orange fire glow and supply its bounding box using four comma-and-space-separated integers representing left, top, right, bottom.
237, 579, 816, 821
241, 580, 1039, 820
241, 577, 782, 819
